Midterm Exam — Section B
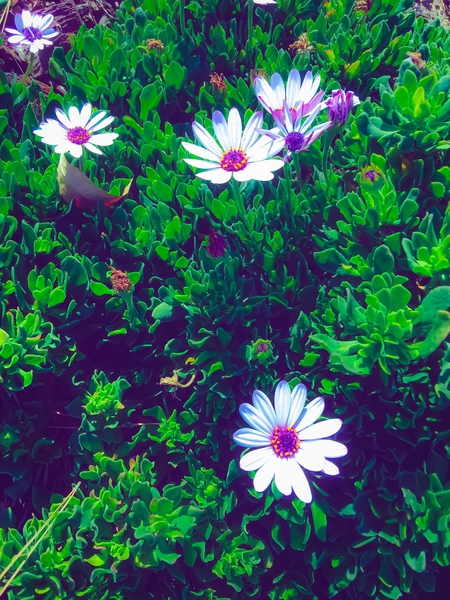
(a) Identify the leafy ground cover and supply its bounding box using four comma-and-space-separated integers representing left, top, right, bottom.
0, 0, 450, 598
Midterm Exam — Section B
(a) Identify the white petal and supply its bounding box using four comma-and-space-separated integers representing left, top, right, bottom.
295, 448, 325, 471
299, 419, 343, 440
247, 138, 284, 161
253, 455, 277, 492
30, 43, 40, 53
323, 460, 340, 476
227, 108, 242, 149
182, 141, 220, 163
290, 461, 312, 503
301, 440, 348, 458
41, 39, 54, 46
274, 380, 291, 427
39, 14, 54, 30
239, 403, 273, 435
22, 10, 32, 28
88, 133, 118, 146
84, 142, 103, 155
254, 76, 280, 112
43, 31, 58, 39
68, 106, 81, 128
295, 397, 325, 431
310, 73, 321, 100
7, 35, 25, 44
212, 111, 231, 152
5, 28, 21, 35
240, 111, 263, 153
55, 108, 71, 130
195, 168, 231, 184
233, 427, 270, 448
270, 73, 285, 108
287, 384, 307, 427
234, 159, 283, 182
252, 390, 277, 429
192, 122, 223, 157
89, 115, 114, 133
53, 142, 73, 154
68, 143, 83, 158
184, 158, 221, 170
286, 69, 301, 108
240, 447, 274, 472
13, 12, 23, 31
86, 110, 107, 130
78, 104, 92, 128
275, 458, 292, 495
299, 71, 313, 103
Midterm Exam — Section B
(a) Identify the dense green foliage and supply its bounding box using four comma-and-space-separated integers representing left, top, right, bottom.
1, 0, 450, 598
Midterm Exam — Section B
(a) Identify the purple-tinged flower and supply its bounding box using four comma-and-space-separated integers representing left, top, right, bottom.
6, 10, 58, 54
182, 108, 284, 184
361, 165, 383, 185
258, 100, 332, 159
325, 89, 360, 127
233, 381, 347, 503
254, 69, 324, 122
205, 229, 227, 258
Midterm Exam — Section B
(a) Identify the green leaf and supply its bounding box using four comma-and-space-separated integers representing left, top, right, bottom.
164, 62, 187, 90
48, 287, 66, 307
311, 501, 327, 542
152, 302, 173, 320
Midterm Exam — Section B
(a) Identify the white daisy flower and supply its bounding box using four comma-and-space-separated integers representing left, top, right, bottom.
5, 10, 58, 54
254, 69, 325, 122
182, 108, 284, 184
233, 380, 347, 503
34, 104, 119, 158
258, 100, 333, 159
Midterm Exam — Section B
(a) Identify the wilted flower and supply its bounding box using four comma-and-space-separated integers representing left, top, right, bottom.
353, 0, 371, 13
209, 72, 226, 94
6, 10, 58, 54
325, 89, 360, 127
406, 51, 426, 71
109, 267, 132, 293
233, 381, 347, 503
361, 165, 383, 185
204, 229, 227, 258
254, 69, 324, 122
182, 108, 284, 184
251, 338, 274, 365
34, 103, 118, 158
288, 33, 315, 56
258, 100, 332, 159
146, 38, 164, 51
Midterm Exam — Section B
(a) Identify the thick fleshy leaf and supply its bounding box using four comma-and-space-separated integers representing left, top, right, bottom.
240, 447, 274, 472
57, 154, 132, 208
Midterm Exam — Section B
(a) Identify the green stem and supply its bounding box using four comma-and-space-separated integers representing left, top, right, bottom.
230, 178, 250, 231
78, 151, 85, 173
180, 0, 186, 36
247, 0, 254, 61
17, 52, 35, 93
322, 130, 334, 188
292, 153, 303, 193
284, 160, 294, 218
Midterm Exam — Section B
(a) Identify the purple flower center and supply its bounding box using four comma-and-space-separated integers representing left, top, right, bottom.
271, 426, 300, 458
206, 230, 227, 258
220, 149, 248, 172
23, 27, 43, 41
256, 342, 269, 353
364, 169, 379, 182
285, 132, 305, 152
67, 127, 91, 145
